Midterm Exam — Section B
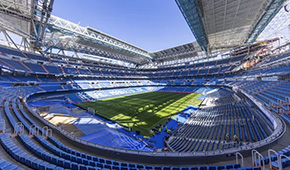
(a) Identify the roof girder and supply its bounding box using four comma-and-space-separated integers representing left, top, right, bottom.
46, 15, 151, 63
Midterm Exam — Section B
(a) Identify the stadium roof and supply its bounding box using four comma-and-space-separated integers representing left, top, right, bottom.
150, 42, 201, 62
0, 0, 288, 65
44, 15, 152, 64
257, 6, 290, 43
176, 0, 286, 52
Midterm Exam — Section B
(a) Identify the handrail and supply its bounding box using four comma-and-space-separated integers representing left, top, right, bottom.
268, 149, 279, 169
252, 150, 265, 170
0, 119, 5, 133
236, 152, 244, 167
29, 124, 40, 136
14, 122, 24, 135
278, 154, 290, 170
46, 129, 52, 137
42, 126, 49, 135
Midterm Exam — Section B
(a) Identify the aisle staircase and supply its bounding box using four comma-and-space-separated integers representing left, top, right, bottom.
41, 64, 49, 74
18, 61, 32, 72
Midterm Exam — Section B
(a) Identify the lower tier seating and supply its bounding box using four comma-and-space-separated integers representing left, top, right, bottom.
0, 86, 261, 170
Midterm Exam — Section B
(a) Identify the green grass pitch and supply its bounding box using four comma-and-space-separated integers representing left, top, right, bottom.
76, 91, 202, 137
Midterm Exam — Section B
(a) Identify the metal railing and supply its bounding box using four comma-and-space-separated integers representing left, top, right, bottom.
0, 119, 5, 133
278, 154, 290, 170
252, 150, 265, 170
268, 149, 279, 169
236, 152, 244, 167
14, 122, 24, 135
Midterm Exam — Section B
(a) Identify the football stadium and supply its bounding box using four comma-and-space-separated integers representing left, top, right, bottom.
0, 0, 289, 169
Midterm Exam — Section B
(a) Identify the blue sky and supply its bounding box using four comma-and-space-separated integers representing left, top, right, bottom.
52, 0, 195, 52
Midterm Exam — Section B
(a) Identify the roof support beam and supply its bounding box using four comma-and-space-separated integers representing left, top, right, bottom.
31, 0, 54, 46
176, 0, 209, 52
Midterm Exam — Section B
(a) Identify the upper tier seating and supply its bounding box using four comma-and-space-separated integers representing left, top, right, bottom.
0, 45, 49, 62
0, 44, 247, 78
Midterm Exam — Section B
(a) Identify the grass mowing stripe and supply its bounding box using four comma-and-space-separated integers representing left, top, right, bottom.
76, 91, 202, 137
